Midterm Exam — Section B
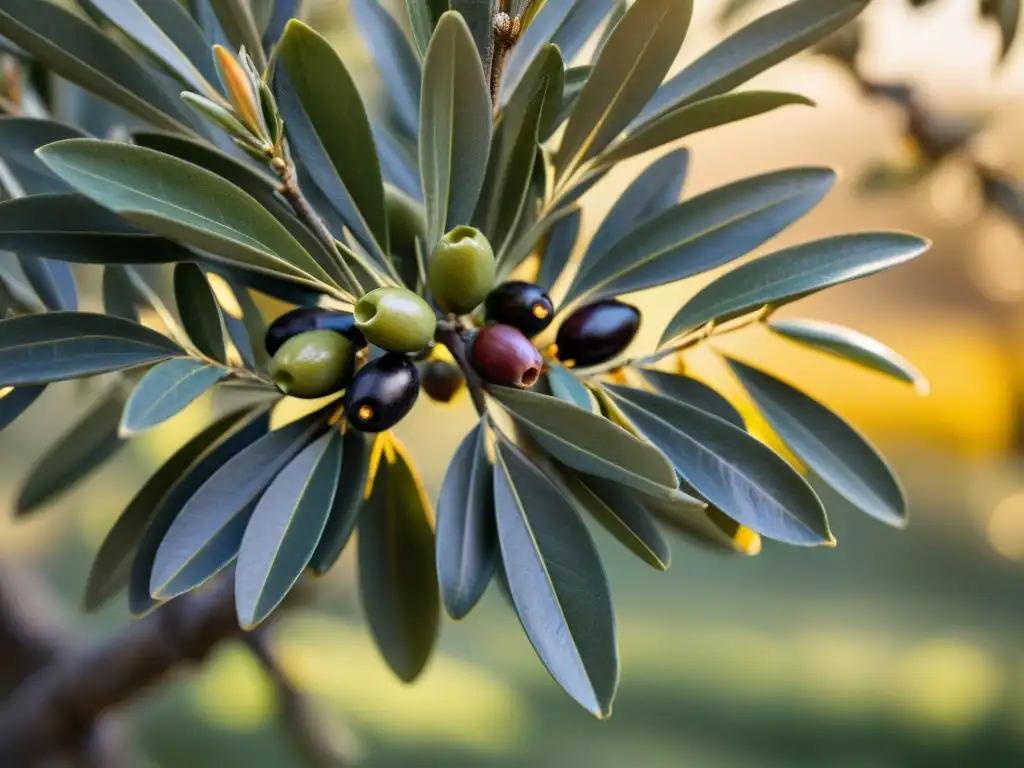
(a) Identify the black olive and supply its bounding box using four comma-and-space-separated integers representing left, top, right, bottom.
344, 353, 420, 432
484, 281, 554, 338
470, 324, 543, 389
555, 299, 641, 368
264, 307, 366, 357
420, 359, 465, 403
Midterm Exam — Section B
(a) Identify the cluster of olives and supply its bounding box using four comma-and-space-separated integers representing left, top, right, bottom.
266, 286, 433, 432
266, 224, 643, 433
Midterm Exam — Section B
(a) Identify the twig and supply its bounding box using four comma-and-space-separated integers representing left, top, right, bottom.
0, 578, 242, 767
244, 629, 360, 768
436, 321, 488, 416
490, 12, 522, 110
271, 156, 365, 295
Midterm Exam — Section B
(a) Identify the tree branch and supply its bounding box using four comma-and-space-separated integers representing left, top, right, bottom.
0, 578, 241, 767
436, 321, 488, 416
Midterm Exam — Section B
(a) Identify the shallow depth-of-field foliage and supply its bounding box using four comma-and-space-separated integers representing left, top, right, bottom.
0, 0, 930, 717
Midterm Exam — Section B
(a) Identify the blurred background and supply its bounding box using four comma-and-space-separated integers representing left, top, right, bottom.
8, 0, 1024, 765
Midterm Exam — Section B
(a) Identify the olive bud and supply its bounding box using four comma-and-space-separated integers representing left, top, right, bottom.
344, 353, 420, 432
470, 324, 543, 389
269, 330, 355, 399
354, 286, 437, 353
484, 281, 554, 338
264, 307, 366, 357
555, 299, 641, 368
428, 226, 496, 316
421, 359, 465, 403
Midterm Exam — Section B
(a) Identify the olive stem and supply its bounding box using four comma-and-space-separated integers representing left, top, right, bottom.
436, 322, 488, 417
271, 153, 365, 295
490, 12, 522, 110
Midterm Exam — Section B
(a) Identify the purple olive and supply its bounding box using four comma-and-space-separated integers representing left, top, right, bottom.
470, 324, 543, 389
484, 281, 554, 338
265, 307, 366, 357
344, 353, 420, 432
555, 299, 640, 368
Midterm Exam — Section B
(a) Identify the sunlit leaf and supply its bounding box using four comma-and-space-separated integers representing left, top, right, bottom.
628, 371, 744, 429
607, 387, 833, 546
555, 0, 693, 179
599, 91, 813, 168
769, 318, 929, 394
359, 436, 440, 682
0, 312, 182, 387
727, 358, 907, 527
84, 407, 250, 612
236, 429, 343, 628
636, 0, 869, 125
565, 167, 836, 305
121, 358, 227, 435
661, 232, 930, 344
436, 422, 496, 619
16, 385, 126, 517
420, 11, 493, 249
493, 432, 618, 717
546, 362, 594, 412
150, 406, 331, 600
489, 385, 680, 498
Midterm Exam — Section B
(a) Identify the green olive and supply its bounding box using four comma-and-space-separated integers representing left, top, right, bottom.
354, 286, 437, 353
384, 185, 426, 257
428, 225, 496, 316
269, 330, 354, 399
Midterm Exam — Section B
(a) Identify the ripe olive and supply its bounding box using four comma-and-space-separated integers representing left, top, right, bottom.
354, 286, 437, 353
428, 226, 496, 316
484, 281, 554, 338
344, 353, 420, 432
470, 324, 543, 389
264, 306, 366, 357
555, 299, 641, 368
269, 330, 355, 399
421, 359, 464, 403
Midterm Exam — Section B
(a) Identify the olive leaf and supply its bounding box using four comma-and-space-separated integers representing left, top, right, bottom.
121, 358, 228, 436
354, 0, 423, 138
0, 385, 45, 433
309, 428, 372, 575
627, 372, 745, 429
546, 362, 594, 412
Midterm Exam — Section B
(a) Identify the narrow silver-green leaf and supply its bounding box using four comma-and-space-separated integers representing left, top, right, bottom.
103, 266, 141, 323
88, 0, 216, 96
560, 469, 671, 571
607, 387, 832, 546
0, 117, 86, 196
661, 232, 930, 344
546, 362, 594, 412
436, 422, 496, 620
150, 407, 329, 599
727, 358, 907, 528
0, 312, 182, 387
84, 407, 250, 612
0, 0, 193, 132
359, 439, 440, 682
0, 385, 44, 433
769, 318, 929, 394
236, 429, 343, 629
129, 407, 272, 617
637, 0, 869, 125
420, 11, 493, 248
16, 386, 126, 517
555, 0, 693, 179
36, 140, 337, 291
121, 358, 227, 435
493, 433, 618, 718
174, 263, 228, 363
598, 91, 813, 168
354, 0, 423, 138
276, 20, 389, 253
629, 372, 744, 429
450, 0, 497, 74
309, 429, 371, 575
489, 385, 680, 498
137, 0, 221, 85
565, 167, 836, 305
